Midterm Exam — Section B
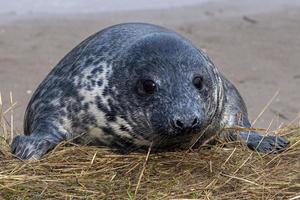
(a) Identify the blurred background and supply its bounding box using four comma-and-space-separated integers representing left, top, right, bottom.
0, 0, 299, 132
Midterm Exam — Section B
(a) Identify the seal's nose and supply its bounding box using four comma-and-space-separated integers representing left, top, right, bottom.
172, 117, 200, 133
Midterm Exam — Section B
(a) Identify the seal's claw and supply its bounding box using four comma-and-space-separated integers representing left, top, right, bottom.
11, 135, 54, 160
246, 135, 289, 153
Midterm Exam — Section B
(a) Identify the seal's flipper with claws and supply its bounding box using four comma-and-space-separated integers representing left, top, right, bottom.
219, 76, 289, 153
11, 135, 58, 160
11, 123, 68, 160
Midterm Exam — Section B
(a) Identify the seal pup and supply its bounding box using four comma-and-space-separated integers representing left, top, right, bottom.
11, 23, 289, 160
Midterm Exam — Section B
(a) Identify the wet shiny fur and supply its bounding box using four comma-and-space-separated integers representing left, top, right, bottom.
11, 23, 289, 160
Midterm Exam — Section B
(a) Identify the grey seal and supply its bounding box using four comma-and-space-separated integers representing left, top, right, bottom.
11, 23, 289, 160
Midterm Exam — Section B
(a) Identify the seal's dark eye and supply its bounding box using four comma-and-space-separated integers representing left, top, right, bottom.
143, 80, 156, 94
193, 76, 203, 90
137, 79, 156, 95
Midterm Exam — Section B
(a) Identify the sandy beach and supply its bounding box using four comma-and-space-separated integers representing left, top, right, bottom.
0, 0, 299, 132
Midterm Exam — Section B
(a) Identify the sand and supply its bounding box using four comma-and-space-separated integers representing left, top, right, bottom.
0, 0, 299, 133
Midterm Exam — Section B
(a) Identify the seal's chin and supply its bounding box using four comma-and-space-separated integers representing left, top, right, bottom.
149, 128, 202, 150
166, 128, 197, 136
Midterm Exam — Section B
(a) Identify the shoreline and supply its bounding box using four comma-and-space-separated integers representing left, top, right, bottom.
1, 0, 300, 25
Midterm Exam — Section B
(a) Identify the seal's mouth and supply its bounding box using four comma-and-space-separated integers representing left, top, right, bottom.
145, 122, 213, 151
166, 128, 197, 136
149, 129, 201, 150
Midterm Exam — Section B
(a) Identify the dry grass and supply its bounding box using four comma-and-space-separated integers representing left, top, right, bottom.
0, 95, 299, 200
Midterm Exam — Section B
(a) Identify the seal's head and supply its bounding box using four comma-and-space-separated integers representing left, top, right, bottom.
109, 32, 221, 148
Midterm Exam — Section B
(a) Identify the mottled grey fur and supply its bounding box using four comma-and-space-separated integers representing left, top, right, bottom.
11, 23, 289, 160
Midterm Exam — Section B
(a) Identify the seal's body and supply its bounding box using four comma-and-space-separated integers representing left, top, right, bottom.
11, 23, 289, 160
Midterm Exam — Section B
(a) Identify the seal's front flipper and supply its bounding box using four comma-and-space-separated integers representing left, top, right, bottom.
11, 135, 59, 160
239, 131, 289, 153
220, 76, 289, 153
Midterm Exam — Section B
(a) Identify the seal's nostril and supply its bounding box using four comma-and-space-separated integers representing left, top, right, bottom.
192, 118, 199, 127
175, 120, 184, 129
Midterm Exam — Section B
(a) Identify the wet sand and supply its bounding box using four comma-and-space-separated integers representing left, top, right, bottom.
0, 1, 300, 132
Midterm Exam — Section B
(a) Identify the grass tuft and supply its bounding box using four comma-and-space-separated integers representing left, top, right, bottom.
0, 94, 299, 199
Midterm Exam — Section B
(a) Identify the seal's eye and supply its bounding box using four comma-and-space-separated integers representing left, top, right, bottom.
142, 80, 156, 94
137, 79, 156, 95
193, 76, 203, 90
